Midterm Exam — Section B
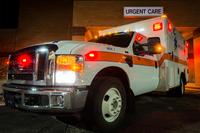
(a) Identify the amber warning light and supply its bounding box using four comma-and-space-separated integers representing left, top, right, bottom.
56, 55, 84, 73
154, 44, 163, 54
157, 45, 162, 52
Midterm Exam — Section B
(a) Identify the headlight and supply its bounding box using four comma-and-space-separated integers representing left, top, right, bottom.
55, 55, 84, 85
56, 71, 76, 84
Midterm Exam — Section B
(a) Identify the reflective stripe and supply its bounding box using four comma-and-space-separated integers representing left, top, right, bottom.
85, 51, 187, 66
132, 56, 155, 67
158, 54, 187, 66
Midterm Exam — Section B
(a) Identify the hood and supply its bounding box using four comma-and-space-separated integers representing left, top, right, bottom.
67, 41, 127, 55
54, 41, 85, 54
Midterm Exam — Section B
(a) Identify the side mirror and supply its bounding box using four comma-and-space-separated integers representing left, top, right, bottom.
147, 37, 163, 55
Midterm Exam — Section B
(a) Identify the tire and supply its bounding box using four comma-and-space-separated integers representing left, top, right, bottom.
85, 77, 127, 132
167, 77, 185, 97
176, 77, 185, 96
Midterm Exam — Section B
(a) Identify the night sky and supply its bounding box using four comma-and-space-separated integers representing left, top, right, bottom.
0, 0, 19, 29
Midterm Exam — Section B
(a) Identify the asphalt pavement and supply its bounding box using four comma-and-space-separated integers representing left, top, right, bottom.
0, 87, 200, 133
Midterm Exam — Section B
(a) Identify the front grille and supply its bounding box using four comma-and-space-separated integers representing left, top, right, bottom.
8, 74, 33, 80
9, 52, 35, 74
37, 52, 46, 80
8, 50, 35, 81
8, 44, 58, 82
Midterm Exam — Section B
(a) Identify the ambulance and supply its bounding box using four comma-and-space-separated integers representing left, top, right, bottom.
3, 16, 188, 132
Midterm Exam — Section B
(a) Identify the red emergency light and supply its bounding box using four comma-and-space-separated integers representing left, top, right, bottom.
17, 54, 32, 67
88, 53, 95, 58
153, 22, 163, 31
135, 34, 143, 42
85, 51, 98, 61
5, 60, 9, 65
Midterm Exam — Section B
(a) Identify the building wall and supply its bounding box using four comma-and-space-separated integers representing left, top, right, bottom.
16, 0, 73, 50
73, 0, 200, 27
193, 28, 200, 86
187, 38, 195, 83
1, 0, 199, 54
0, 0, 73, 79
0, 29, 17, 55
0, 0, 73, 54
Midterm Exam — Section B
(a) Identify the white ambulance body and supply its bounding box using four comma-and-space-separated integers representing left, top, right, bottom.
100, 16, 188, 95
3, 16, 188, 132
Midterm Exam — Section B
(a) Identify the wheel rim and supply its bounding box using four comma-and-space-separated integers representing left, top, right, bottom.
102, 87, 122, 123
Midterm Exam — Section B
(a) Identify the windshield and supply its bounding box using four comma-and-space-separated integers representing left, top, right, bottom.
89, 32, 134, 48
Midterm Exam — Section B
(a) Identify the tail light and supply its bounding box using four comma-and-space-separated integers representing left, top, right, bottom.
153, 22, 163, 31
55, 55, 84, 85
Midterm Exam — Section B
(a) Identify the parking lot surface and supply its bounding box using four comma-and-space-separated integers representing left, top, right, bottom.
0, 87, 200, 133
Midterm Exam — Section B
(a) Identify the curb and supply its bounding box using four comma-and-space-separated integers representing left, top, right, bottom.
185, 86, 200, 89
185, 83, 200, 89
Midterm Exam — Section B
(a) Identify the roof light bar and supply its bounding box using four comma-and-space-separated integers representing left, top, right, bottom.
153, 22, 163, 31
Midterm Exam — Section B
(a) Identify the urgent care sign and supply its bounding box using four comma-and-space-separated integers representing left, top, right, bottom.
124, 7, 164, 18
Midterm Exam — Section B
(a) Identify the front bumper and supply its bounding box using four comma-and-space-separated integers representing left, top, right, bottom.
2, 84, 88, 113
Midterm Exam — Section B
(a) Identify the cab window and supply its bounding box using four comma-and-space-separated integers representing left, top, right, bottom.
133, 33, 148, 56
89, 32, 134, 48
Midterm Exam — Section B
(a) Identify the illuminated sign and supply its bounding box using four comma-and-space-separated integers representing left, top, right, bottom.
124, 7, 164, 18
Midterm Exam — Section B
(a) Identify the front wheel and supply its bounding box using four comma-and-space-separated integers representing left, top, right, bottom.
86, 77, 127, 132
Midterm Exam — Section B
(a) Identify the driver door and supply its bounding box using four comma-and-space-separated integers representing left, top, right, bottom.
129, 33, 159, 95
